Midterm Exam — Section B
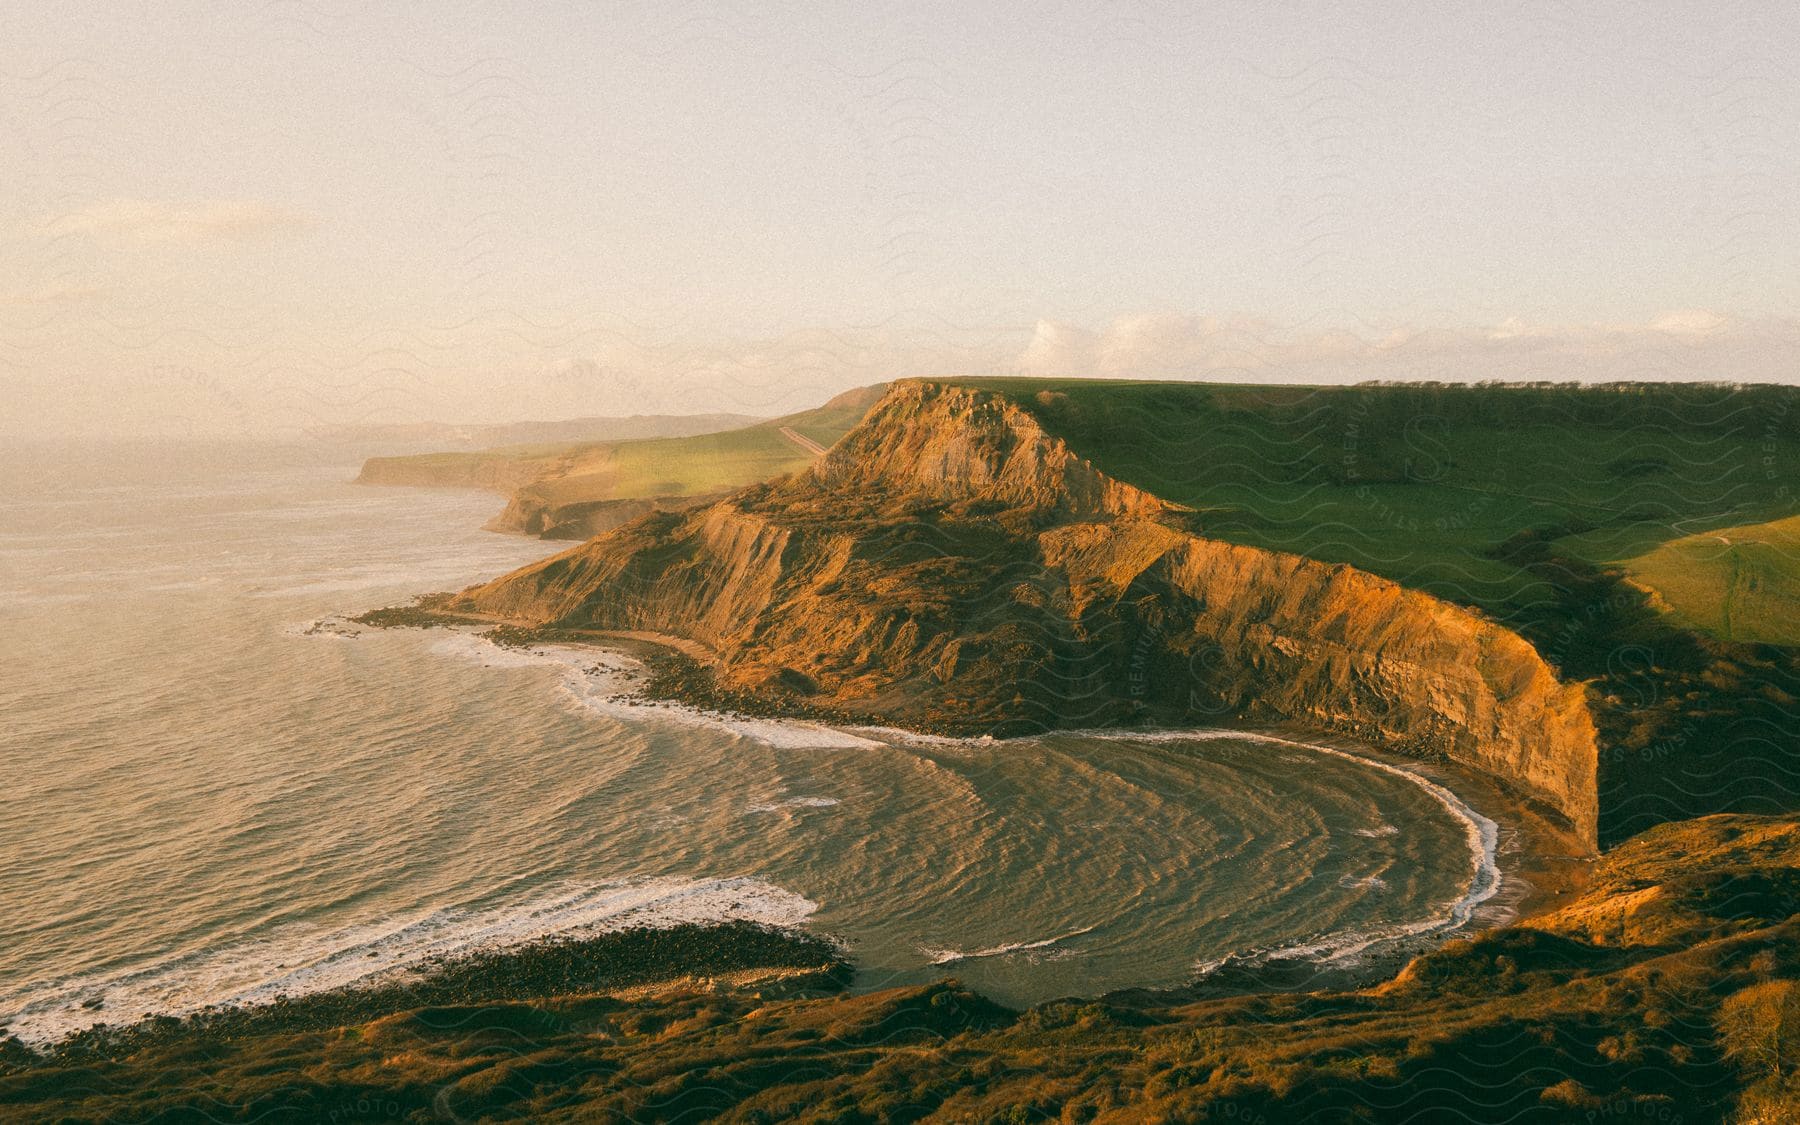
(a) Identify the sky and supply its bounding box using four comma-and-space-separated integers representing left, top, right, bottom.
2, 1, 1798, 437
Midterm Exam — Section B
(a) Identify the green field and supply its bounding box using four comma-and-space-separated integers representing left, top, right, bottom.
369, 385, 886, 513
952, 377, 1800, 628
520, 389, 878, 509
944, 378, 1800, 844
1591, 515, 1800, 646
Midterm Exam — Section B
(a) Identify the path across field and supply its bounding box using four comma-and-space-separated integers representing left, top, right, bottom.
779, 426, 828, 456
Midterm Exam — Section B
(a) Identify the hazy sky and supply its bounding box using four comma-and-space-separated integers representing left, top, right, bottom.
3, 2, 1798, 436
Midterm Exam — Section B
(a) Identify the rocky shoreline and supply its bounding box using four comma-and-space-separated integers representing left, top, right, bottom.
7, 804, 1792, 1123
4, 922, 849, 1064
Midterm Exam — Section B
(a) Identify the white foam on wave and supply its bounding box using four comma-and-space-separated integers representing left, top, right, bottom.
747, 796, 841, 813
1353, 824, 1401, 838
2, 876, 816, 1047
924, 924, 1097, 967
718, 717, 886, 750
424, 631, 889, 750
845, 724, 986, 746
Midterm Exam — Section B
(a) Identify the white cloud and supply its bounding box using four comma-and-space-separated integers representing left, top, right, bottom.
1647, 309, 1729, 337
37, 199, 312, 244
1013, 310, 1796, 384
1017, 319, 1099, 377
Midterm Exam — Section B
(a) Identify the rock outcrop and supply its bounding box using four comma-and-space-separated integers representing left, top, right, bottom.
456, 380, 1601, 848
484, 490, 729, 540
355, 453, 558, 492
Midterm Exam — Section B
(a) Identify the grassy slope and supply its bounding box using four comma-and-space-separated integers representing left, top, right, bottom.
950, 377, 1800, 620
378, 386, 887, 511
1596, 515, 1800, 646
522, 414, 834, 508
8, 815, 1800, 1123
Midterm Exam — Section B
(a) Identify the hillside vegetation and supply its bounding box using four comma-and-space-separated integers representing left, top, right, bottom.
1604, 515, 1800, 646
955, 378, 1800, 614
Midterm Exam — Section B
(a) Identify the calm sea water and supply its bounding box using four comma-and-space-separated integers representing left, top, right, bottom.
0, 440, 1492, 1043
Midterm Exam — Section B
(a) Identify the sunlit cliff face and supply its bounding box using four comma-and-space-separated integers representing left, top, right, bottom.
455, 381, 1603, 846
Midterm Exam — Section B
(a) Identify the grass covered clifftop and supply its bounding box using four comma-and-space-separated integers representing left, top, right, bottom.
1595, 513, 1800, 647
352, 411, 766, 492
9, 814, 1800, 1123
953, 377, 1800, 615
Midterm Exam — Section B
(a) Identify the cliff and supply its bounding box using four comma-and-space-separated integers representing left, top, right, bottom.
483, 490, 728, 540
355, 450, 562, 492
456, 380, 1602, 848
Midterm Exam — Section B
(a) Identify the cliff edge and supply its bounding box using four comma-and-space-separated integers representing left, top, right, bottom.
456, 380, 1601, 848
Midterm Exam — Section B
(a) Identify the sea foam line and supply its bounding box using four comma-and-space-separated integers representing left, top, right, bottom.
924, 925, 1099, 966
894, 724, 1504, 972
425, 631, 887, 750
2, 877, 817, 1047
1125, 731, 1505, 974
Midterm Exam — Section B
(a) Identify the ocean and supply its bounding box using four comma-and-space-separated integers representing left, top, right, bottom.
0, 440, 1499, 1044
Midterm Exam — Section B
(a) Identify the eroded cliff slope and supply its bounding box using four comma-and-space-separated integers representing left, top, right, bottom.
456, 380, 1601, 847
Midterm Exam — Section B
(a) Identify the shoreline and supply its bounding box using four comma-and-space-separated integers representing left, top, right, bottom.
5, 922, 850, 1061
7, 610, 1590, 1055
356, 606, 1591, 972
0, 874, 828, 1050
413, 607, 1594, 909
